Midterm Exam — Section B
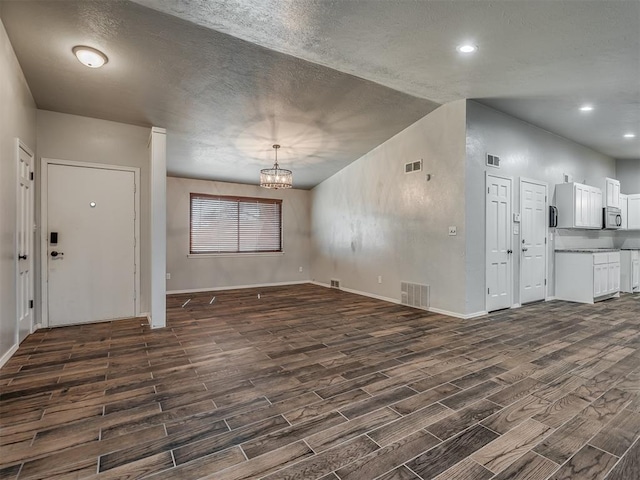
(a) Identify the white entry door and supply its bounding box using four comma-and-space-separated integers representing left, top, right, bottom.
46, 163, 137, 326
486, 174, 512, 312
520, 179, 547, 304
17, 141, 34, 342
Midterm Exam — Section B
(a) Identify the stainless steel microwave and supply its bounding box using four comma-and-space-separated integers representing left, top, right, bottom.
603, 207, 622, 229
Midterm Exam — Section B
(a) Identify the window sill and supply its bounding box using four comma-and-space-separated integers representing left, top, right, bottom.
187, 252, 285, 259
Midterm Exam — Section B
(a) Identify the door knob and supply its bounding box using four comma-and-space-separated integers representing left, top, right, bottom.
507, 249, 513, 254
50, 251, 64, 257
522, 247, 528, 252
18, 254, 27, 260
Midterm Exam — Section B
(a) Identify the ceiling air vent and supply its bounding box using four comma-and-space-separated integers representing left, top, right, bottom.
405, 159, 423, 174
486, 154, 500, 168
330, 279, 341, 289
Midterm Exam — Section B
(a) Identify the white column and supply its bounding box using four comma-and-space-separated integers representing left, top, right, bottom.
149, 127, 166, 328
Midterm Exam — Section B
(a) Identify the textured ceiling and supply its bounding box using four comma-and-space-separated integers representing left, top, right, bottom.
1, 0, 639, 190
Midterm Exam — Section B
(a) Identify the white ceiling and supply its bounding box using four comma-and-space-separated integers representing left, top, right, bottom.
2, 0, 639, 189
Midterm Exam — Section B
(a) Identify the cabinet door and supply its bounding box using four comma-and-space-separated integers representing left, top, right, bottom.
594, 264, 605, 296
620, 195, 628, 230
606, 178, 621, 208
628, 195, 640, 230
633, 260, 639, 290
575, 184, 588, 227
608, 262, 620, 293
592, 188, 603, 228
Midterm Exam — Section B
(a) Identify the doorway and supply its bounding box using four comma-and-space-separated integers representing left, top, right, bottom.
16, 140, 34, 342
486, 173, 513, 312
41, 160, 140, 327
520, 178, 548, 304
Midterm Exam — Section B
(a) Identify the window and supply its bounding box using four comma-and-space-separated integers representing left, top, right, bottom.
190, 193, 282, 254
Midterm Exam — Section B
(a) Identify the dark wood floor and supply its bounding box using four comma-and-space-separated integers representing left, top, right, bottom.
1, 284, 639, 480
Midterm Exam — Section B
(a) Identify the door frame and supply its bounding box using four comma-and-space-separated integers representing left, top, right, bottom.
40, 158, 141, 327
485, 171, 514, 313
16, 139, 35, 341
519, 177, 549, 304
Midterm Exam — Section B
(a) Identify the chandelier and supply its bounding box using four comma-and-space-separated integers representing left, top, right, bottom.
260, 144, 292, 189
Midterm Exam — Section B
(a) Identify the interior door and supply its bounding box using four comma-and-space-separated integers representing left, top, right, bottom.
520, 179, 547, 304
486, 174, 512, 312
47, 164, 136, 326
17, 142, 34, 342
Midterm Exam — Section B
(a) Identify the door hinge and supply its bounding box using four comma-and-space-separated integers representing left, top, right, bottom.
545, 237, 547, 244
487, 287, 490, 294
30, 172, 34, 181
487, 187, 490, 194
134, 183, 136, 193
29, 300, 34, 309
544, 279, 547, 285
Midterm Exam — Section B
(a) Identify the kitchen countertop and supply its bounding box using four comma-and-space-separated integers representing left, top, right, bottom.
555, 248, 621, 253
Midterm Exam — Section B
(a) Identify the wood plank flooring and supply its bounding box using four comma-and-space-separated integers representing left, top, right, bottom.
1, 284, 639, 479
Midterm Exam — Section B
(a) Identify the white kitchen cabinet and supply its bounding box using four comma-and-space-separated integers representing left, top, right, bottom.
555, 182, 603, 229
556, 250, 620, 303
603, 177, 621, 208
620, 194, 628, 229
628, 194, 640, 230
620, 250, 639, 293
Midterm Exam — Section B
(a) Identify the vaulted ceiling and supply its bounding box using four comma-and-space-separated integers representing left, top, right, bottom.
2, 0, 638, 188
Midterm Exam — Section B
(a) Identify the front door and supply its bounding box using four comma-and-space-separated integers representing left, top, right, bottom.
17, 141, 34, 342
486, 174, 512, 312
46, 163, 136, 326
520, 179, 547, 304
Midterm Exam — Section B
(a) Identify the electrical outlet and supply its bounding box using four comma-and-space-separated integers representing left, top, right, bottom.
448, 226, 457, 236
378, 275, 383, 284
165, 273, 171, 280
299, 266, 303, 273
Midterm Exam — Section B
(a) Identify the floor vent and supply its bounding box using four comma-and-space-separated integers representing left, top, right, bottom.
404, 159, 423, 174
330, 279, 341, 289
486, 154, 500, 168
401, 282, 430, 309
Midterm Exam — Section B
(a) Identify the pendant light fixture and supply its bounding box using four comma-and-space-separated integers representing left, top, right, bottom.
260, 144, 293, 189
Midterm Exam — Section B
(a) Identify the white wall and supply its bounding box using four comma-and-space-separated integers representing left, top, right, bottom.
0, 20, 37, 363
616, 158, 640, 195
36, 111, 151, 313
166, 176, 311, 292
310, 101, 468, 316
465, 100, 617, 312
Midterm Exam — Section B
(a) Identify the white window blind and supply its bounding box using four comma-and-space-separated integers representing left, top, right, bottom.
190, 194, 282, 254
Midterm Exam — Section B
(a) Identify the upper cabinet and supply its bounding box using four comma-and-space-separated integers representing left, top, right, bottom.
603, 177, 621, 209
556, 182, 602, 229
628, 194, 640, 230
620, 194, 628, 229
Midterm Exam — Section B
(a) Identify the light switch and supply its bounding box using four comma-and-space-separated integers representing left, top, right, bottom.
513, 213, 521, 222
513, 225, 520, 235
448, 226, 457, 236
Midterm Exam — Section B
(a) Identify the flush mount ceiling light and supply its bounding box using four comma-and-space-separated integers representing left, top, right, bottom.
623, 133, 636, 138
72, 46, 108, 68
260, 144, 293, 189
456, 43, 478, 54
579, 105, 594, 112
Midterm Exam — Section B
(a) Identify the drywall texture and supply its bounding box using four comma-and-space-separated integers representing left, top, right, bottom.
36, 111, 151, 313
166, 177, 311, 292
311, 101, 468, 316
465, 100, 617, 313
616, 158, 640, 195
0, 20, 36, 362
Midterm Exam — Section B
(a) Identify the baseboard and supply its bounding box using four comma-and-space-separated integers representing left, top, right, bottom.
0, 343, 19, 369
311, 281, 476, 320
167, 280, 310, 295
512, 303, 522, 309
33, 323, 42, 332
546, 296, 557, 301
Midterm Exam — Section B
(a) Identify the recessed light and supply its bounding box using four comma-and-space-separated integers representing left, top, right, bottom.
456, 44, 478, 54
72, 46, 108, 68
579, 105, 594, 112
623, 133, 636, 138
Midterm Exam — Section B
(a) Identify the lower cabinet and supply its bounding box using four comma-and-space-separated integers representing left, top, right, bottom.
620, 250, 640, 293
556, 251, 620, 304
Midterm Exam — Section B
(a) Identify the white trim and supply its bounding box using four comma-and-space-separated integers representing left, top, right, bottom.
149, 128, 167, 329
519, 177, 550, 304
0, 343, 19, 369
40, 158, 141, 328
167, 280, 309, 295
311, 281, 477, 320
546, 296, 557, 301
33, 323, 42, 331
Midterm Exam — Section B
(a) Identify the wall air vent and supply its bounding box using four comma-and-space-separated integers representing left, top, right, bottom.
330, 279, 341, 289
405, 159, 423, 174
401, 282, 430, 310
486, 154, 500, 168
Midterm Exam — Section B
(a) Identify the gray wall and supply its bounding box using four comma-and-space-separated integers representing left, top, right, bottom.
465, 100, 618, 312
36, 111, 151, 313
166, 176, 311, 292
310, 100, 468, 316
616, 158, 640, 195
0, 20, 37, 362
